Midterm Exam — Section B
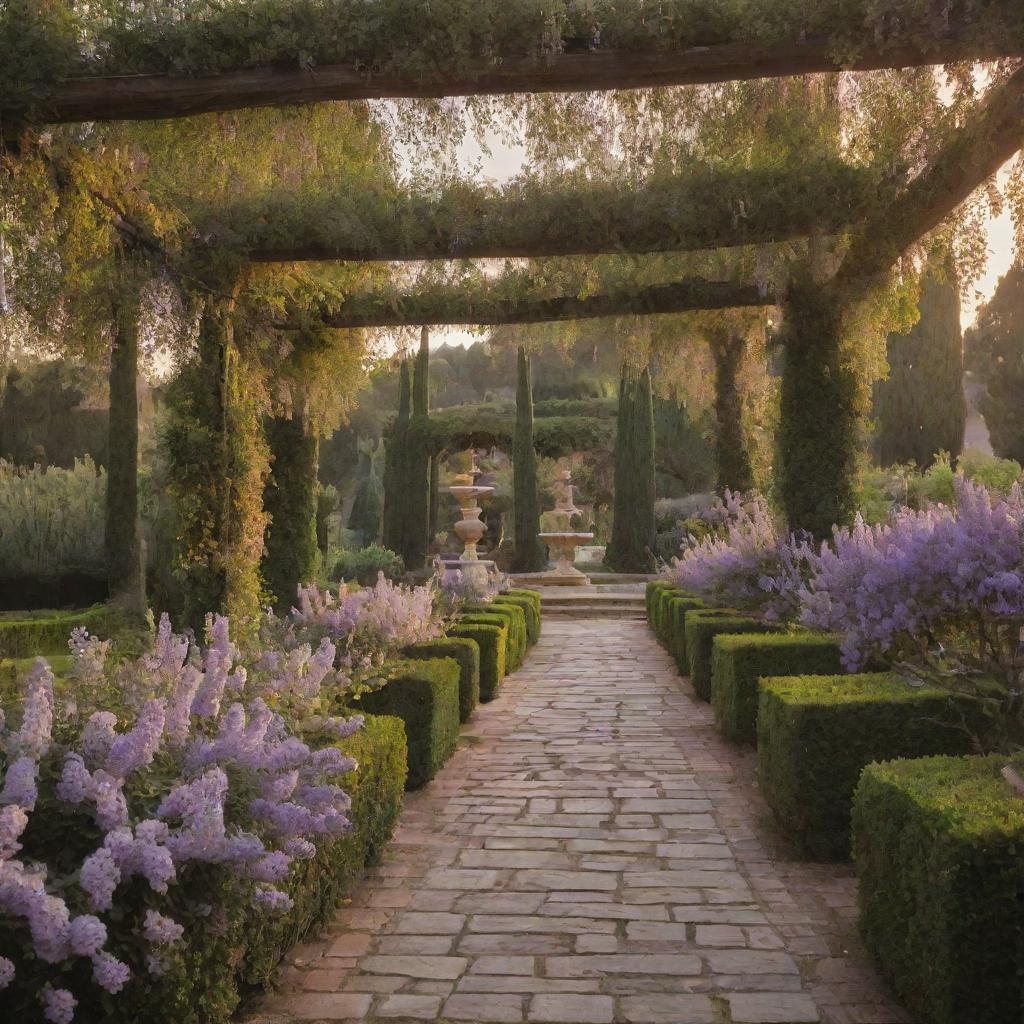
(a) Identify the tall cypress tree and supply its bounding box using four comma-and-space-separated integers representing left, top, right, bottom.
402, 326, 432, 570
512, 346, 545, 571
709, 332, 755, 493
607, 364, 656, 572
381, 357, 411, 553
874, 265, 966, 469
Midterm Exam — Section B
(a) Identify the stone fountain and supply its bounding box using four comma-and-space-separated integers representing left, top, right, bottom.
538, 466, 595, 586
445, 451, 497, 591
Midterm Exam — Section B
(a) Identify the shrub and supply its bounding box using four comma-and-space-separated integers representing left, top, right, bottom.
645, 579, 674, 628
758, 674, 987, 861
354, 657, 460, 789
404, 638, 480, 722
711, 632, 843, 745
852, 754, 1024, 1024
665, 595, 707, 674
653, 585, 686, 645
448, 624, 506, 701
0, 458, 106, 578
0, 605, 116, 658
685, 611, 774, 701
494, 592, 540, 646
330, 545, 404, 587
470, 602, 527, 666
461, 610, 519, 671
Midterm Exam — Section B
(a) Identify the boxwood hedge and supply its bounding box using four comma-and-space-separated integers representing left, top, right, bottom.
461, 608, 521, 670
684, 611, 774, 701
653, 584, 687, 645
0, 604, 116, 658
494, 591, 541, 646
448, 623, 506, 701
665, 594, 707, 675
355, 657, 461, 789
853, 754, 1024, 1024
758, 673, 988, 860
711, 632, 843, 745
645, 579, 675, 629
404, 637, 480, 721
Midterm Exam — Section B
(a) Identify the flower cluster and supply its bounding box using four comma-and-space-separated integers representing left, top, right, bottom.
668, 491, 813, 621
434, 556, 508, 608
0, 614, 363, 1020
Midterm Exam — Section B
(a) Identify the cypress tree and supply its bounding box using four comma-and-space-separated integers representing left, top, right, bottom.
512, 346, 545, 572
262, 411, 319, 609
347, 447, 383, 547
874, 265, 966, 469
709, 332, 755, 493
402, 326, 432, 570
607, 364, 656, 572
381, 357, 411, 553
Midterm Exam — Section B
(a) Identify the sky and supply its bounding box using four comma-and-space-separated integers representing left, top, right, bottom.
409, 115, 1017, 349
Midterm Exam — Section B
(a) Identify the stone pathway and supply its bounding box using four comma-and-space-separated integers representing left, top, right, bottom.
252, 620, 911, 1024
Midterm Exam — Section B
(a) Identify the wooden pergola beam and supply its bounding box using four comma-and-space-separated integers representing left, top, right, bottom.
25, 36, 1024, 125
290, 277, 774, 329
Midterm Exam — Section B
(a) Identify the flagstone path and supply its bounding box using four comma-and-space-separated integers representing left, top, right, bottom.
250, 620, 911, 1024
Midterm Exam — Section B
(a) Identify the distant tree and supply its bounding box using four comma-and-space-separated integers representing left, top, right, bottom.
381, 358, 411, 554
348, 446, 383, 547
965, 264, 1024, 462
653, 397, 715, 497
874, 266, 966, 469
402, 326, 432, 570
512, 346, 545, 572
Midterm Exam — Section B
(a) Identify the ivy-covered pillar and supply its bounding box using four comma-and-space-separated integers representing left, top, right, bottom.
607, 364, 656, 573
402, 326, 432, 570
262, 410, 319, 609
709, 331, 754, 494
381, 357, 411, 554
778, 278, 859, 539
512, 346, 545, 572
105, 249, 147, 617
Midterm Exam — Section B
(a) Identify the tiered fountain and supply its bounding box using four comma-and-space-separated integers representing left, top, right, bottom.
537, 465, 595, 586
445, 450, 497, 592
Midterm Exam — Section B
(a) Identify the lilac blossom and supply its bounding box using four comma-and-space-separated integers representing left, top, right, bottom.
0, 955, 14, 989
142, 909, 184, 946
41, 985, 76, 1024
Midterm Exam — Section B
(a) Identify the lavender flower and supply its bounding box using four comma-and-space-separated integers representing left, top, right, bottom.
41, 985, 76, 1024
0, 955, 14, 989
91, 951, 130, 993
68, 915, 107, 957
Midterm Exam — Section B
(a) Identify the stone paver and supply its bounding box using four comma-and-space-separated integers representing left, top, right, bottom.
249, 620, 911, 1024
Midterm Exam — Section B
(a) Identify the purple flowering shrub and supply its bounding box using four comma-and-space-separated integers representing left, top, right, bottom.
0, 614, 363, 1021
669, 491, 815, 622
800, 479, 1024, 721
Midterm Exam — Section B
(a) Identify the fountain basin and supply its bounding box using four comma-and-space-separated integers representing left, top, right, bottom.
539, 531, 595, 585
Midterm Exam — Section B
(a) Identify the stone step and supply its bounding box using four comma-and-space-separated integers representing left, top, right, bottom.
538, 592, 645, 606
543, 605, 647, 619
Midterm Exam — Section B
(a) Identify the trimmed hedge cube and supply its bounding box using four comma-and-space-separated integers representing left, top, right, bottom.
654, 585, 687, 645
646, 579, 675, 624
853, 754, 1024, 1024
355, 657, 460, 789
711, 632, 843, 745
665, 595, 707, 675
448, 623, 506, 701
494, 592, 541, 646
462, 607, 523, 670
0, 604, 116, 658
685, 611, 774, 701
404, 637, 481, 721
759, 674, 987, 861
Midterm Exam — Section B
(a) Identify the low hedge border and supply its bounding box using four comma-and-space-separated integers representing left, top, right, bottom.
711, 632, 843, 745
404, 637, 481, 721
461, 610, 520, 671
665, 595, 707, 675
0, 604, 116, 658
759, 673, 989, 861
473, 602, 527, 667
646, 579, 674, 624
494, 592, 541, 646
354, 657, 461, 789
685, 611, 775, 701
853, 754, 1024, 1024
448, 623, 506, 701
654, 585, 686, 646
506, 587, 542, 634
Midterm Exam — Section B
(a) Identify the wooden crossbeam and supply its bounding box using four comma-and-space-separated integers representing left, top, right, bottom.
289, 278, 774, 329
28, 36, 1024, 124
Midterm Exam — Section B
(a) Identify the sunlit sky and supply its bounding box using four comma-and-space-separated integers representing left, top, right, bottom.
413, 130, 1017, 350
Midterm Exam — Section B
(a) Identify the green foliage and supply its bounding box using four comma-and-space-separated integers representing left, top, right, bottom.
778, 280, 859, 539
959, 449, 1023, 493
262, 414, 320, 609
354, 657, 461, 789
0, 604, 115, 658
0, 457, 105, 578
666, 595, 707, 675
347, 450, 383, 547
905, 451, 957, 508
654, 396, 715, 498
404, 638, 481, 722
684, 611, 774, 701
243, 714, 407, 987
461, 607, 523, 671
965, 263, 1024, 462
710, 632, 843, 745
607, 364, 656, 573
852, 754, 1024, 1024
874, 266, 965, 470
402, 330, 432, 571
316, 484, 339, 551
448, 623, 506, 701
512, 347, 545, 572
645, 579, 675, 622
710, 333, 755, 493
331, 545, 404, 586
493, 592, 541, 646
381, 359, 411, 555
759, 674, 987, 861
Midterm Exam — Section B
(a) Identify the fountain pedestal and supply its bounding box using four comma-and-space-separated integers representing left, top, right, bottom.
445, 453, 497, 593
537, 467, 594, 586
